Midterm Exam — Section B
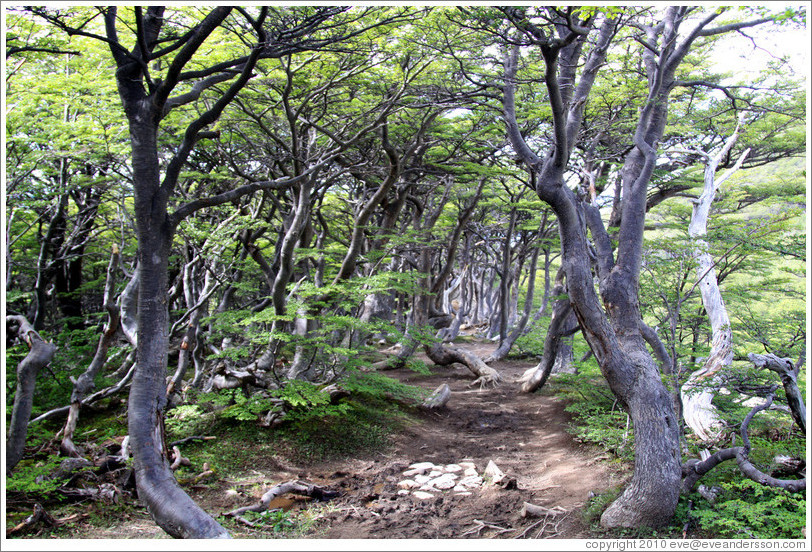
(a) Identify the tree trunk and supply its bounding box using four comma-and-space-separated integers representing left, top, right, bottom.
488, 243, 540, 362
501, 13, 682, 528
6, 315, 58, 473
519, 287, 577, 393
127, 123, 229, 539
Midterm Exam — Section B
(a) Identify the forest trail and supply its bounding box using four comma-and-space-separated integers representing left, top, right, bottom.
72, 339, 625, 540
312, 339, 625, 539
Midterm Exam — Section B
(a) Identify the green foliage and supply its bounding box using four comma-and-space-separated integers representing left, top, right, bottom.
240, 509, 298, 534
199, 389, 277, 423
6, 455, 69, 499
342, 370, 429, 404
164, 404, 212, 437
691, 479, 805, 539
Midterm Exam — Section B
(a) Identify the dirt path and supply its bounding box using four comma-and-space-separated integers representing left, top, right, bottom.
66, 340, 625, 540
307, 340, 625, 539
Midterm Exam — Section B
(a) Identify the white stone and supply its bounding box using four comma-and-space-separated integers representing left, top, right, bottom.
398, 479, 419, 489
419, 485, 440, 492
458, 462, 476, 470
397, 489, 410, 495
408, 461, 436, 471
484, 460, 505, 484
414, 474, 431, 484
404, 462, 437, 477
428, 473, 458, 490
455, 492, 472, 497
427, 470, 443, 479
457, 475, 483, 488
463, 467, 479, 477
412, 491, 435, 500
444, 464, 463, 473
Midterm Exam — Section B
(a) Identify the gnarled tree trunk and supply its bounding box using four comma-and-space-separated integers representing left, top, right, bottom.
681, 122, 749, 442
6, 315, 58, 474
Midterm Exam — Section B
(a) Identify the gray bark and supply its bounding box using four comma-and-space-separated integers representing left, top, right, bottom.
749, 353, 806, 433
502, 11, 684, 528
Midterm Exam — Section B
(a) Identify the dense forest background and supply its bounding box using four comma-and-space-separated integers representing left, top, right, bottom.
3, 4, 807, 541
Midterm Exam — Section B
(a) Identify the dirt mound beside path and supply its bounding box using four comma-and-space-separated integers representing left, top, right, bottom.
314, 340, 624, 539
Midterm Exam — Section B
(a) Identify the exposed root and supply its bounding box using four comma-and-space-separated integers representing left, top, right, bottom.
461, 518, 512, 537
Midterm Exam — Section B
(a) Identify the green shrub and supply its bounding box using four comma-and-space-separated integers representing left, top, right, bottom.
691, 479, 805, 539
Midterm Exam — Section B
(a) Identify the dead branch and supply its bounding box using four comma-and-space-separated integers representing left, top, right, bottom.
749, 352, 806, 433
461, 518, 512, 537
681, 392, 806, 494
6, 503, 58, 536
28, 359, 135, 426
170, 446, 191, 470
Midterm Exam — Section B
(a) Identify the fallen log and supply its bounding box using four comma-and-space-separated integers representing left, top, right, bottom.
425, 343, 501, 387
224, 480, 340, 519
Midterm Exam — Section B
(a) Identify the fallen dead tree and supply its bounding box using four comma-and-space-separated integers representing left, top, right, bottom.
224, 480, 339, 526
425, 343, 501, 388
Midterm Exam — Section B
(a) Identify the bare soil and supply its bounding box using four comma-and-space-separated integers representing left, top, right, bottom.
58, 340, 628, 540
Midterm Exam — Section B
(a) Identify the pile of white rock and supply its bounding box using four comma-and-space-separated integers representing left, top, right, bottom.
397, 461, 484, 500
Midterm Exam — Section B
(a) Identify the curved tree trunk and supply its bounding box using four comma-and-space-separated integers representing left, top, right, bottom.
501, 12, 683, 528
6, 315, 58, 474
519, 288, 577, 393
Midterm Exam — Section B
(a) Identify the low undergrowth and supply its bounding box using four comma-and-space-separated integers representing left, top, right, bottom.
6, 369, 426, 538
